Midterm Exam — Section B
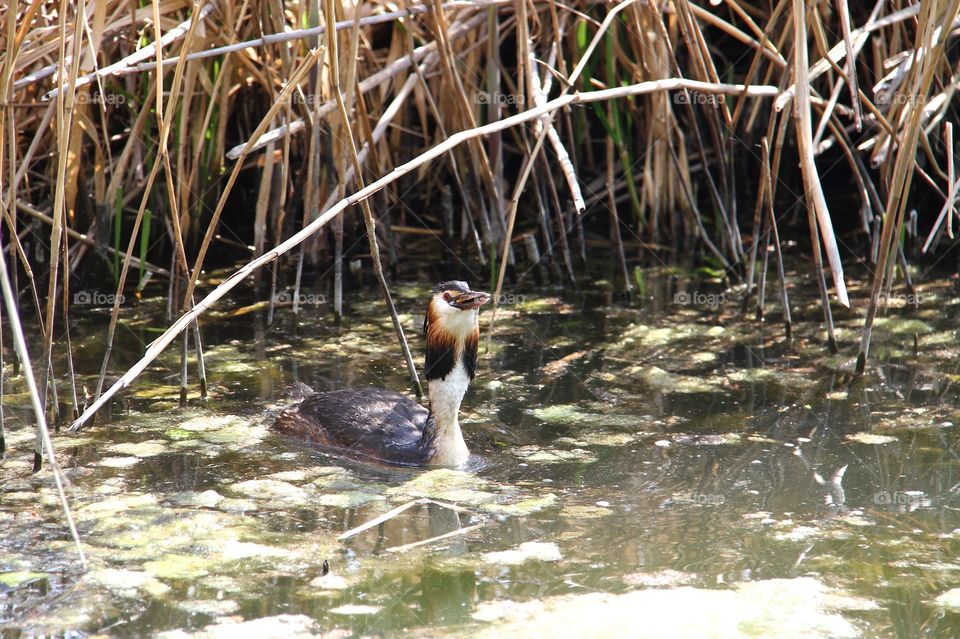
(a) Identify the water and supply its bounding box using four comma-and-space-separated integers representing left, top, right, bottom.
3, 267, 960, 637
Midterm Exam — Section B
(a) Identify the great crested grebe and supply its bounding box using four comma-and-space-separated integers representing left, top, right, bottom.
273, 281, 491, 467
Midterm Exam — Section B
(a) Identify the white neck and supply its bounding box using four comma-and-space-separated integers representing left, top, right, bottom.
426, 363, 471, 467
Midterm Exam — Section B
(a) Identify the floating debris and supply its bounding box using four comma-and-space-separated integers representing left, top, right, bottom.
844, 433, 898, 445
329, 604, 382, 615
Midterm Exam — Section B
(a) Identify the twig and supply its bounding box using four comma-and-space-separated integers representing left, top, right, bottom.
338, 498, 429, 540
761, 137, 792, 340
923, 122, 958, 251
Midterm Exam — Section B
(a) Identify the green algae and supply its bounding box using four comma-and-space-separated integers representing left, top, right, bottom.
481, 493, 558, 516
107, 440, 170, 457
0, 571, 46, 588
482, 542, 563, 566
559, 504, 613, 519
386, 469, 495, 504
176, 599, 241, 615
144, 554, 215, 580
309, 573, 349, 590
529, 405, 642, 429
227, 479, 313, 506
631, 366, 721, 393
76, 494, 159, 519
512, 445, 598, 464
872, 317, 934, 335
97, 457, 141, 468
179, 414, 246, 432
83, 568, 170, 597
165, 490, 225, 508
316, 491, 383, 508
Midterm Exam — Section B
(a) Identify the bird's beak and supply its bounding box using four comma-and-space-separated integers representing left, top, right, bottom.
451, 291, 491, 310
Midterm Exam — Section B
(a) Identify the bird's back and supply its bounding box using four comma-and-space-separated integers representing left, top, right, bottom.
273, 387, 433, 466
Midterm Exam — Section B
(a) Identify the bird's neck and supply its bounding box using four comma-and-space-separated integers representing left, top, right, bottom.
426, 366, 471, 466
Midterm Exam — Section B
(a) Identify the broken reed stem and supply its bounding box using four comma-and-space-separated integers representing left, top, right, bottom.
67, 78, 779, 432
606, 123, 632, 296
338, 498, 428, 540
760, 137, 792, 340
791, 0, 848, 308
756, 228, 770, 321
742, 133, 769, 317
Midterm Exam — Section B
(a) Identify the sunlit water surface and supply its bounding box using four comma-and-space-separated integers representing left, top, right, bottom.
3, 266, 960, 638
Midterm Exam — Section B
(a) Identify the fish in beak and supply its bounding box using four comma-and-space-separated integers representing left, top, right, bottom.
450, 290, 491, 310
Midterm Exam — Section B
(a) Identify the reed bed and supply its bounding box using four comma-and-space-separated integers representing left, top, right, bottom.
1, 0, 959, 560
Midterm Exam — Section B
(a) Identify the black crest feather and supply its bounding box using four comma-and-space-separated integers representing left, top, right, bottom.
431, 280, 470, 294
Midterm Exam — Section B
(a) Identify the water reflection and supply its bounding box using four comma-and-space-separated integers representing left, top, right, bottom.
4, 270, 960, 637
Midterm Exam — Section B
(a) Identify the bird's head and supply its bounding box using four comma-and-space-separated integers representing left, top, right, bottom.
423, 280, 490, 340
423, 281, 490, 381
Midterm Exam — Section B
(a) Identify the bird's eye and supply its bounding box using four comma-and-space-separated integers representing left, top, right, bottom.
443, 291, 456, 302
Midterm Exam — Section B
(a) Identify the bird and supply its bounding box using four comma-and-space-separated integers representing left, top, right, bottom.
272, 281, 491, 467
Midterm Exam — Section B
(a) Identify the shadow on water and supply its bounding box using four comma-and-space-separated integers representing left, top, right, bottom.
4, 266, 960, 637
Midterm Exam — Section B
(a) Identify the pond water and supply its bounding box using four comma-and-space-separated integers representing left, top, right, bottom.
3, 265, 960, 637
